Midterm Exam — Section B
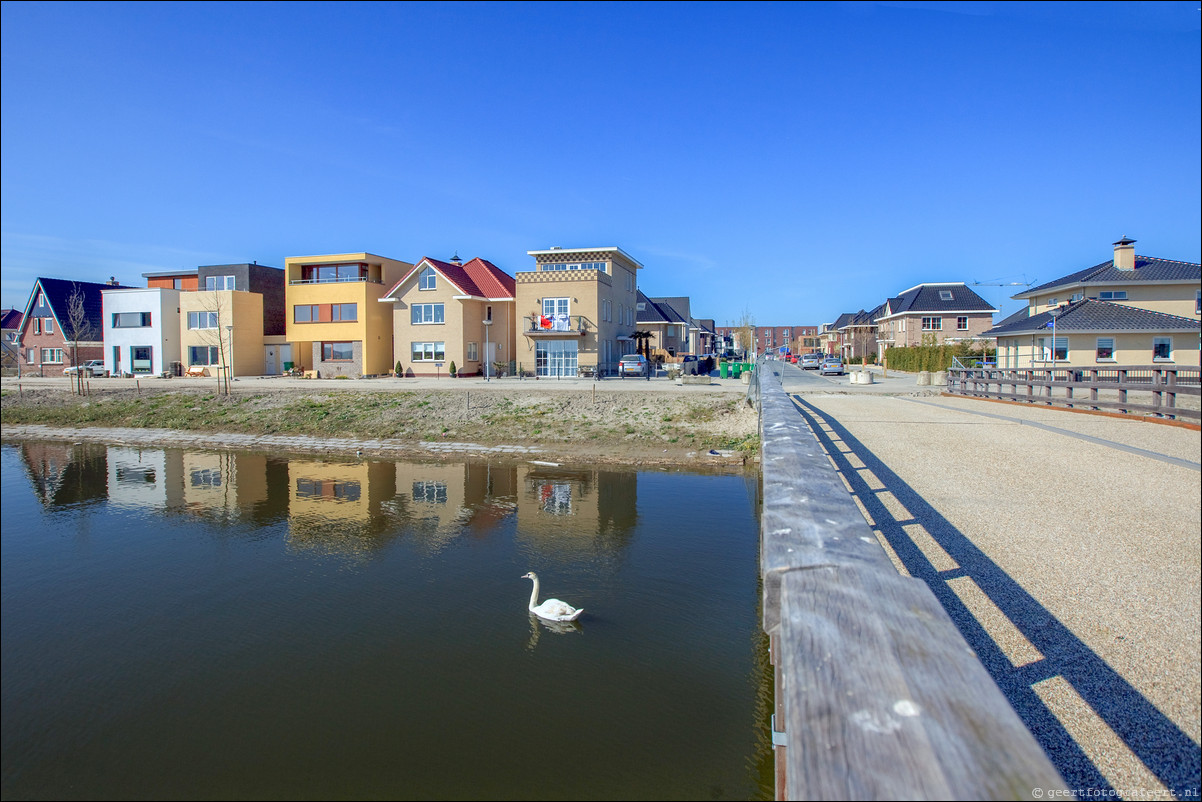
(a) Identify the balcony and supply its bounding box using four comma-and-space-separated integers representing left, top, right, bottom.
289, 277, 381, 285
525, 314, 588, 336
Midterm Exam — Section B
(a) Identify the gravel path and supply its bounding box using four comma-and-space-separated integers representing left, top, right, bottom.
795, 392, 1200, 798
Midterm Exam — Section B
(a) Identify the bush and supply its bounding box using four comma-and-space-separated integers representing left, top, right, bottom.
883, 344, 992, 372
449, 360, 457, 378
395, 361, 403, 377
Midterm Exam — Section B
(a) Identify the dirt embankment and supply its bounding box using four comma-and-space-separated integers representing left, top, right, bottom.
1, 379, 761, 468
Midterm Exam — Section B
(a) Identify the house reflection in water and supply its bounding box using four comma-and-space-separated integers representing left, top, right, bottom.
14, 440, 638, 564
18, 441, 109, 509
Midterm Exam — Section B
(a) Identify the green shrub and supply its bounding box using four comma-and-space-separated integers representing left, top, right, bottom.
449, 360, 457, 377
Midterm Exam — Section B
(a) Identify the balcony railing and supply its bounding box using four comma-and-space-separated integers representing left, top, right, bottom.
525, 314, 588, 334
289, 277, 381, 285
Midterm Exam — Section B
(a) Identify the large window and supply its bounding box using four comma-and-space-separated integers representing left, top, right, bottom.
188, 311, 218, 329
411, 342, 446, 362
300, 263, 367, 283
205, 275, 236, 291
535, 340, 578, 377
1096, 338, 1115, 361
1153, 337, 1172, 362
413, 481, 448, 504
412, 303, 444, 324
1098, 291, 1127, 301
321, 342, 354, 361
189, 345, 220, 365
296, 478, 361, 501
419, 267, 437, 290
131, 346, 153, 372
1038, 337, 1067, 362
921, 317, 942, 330
113, 312, 151, 328
294, 304, 318, 323
543, 261, 605, 272
332, 303, 357, 321
40, 348, 64, 364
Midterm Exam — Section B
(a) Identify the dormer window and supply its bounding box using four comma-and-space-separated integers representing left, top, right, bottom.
939, 290, 953, 301
419, 267, 437, 291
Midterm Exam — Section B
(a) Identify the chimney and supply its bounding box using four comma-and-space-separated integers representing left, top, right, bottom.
450, 252, 462, 266
107, 276, 119, 286
1113, 236, 1136, 270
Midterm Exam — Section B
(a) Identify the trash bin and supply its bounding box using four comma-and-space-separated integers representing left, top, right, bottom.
732, 363, 742, 379
720, 361, 729, 379
283, 361, 294, 371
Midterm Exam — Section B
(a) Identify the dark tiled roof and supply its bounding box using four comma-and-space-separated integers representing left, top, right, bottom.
1, 308, 22, 329
1020, 256, 1201, 297
879, 283, 996, 316
636, 291, 687, 324
985, 299, 1200, 336
23, 277, 133, 335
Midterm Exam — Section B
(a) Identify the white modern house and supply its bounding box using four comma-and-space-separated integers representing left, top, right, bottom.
101, 287, 181, 376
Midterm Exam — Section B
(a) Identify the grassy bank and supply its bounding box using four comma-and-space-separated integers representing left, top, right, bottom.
1, 385, 761, 462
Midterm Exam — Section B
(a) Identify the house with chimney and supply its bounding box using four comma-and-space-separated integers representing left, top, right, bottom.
986, 237, 1200, 368
16, 277, 128, 376
874, 283, 998, 353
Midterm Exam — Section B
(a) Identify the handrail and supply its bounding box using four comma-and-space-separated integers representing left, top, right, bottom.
755, 363, 1066, 799
947, 365, 1199, 421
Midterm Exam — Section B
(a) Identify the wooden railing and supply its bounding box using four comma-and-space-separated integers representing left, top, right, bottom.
752, 360, 1066, 799
947, 365, 1200, 422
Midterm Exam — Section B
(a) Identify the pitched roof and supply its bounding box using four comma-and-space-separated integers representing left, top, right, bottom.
386, 257, 516, 300
834, 305, 885, 330
1, 308, 22, 329
636, 291, 687, 324
985, 299, 1201, 337
21, 277, 133, 335
878, 283, 997, 318
1017, 255, 1201, 298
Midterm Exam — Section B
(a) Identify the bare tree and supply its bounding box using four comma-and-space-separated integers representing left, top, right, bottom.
62, 283, 96, 395
736, 308, 755, 360
190, 291, 232, 394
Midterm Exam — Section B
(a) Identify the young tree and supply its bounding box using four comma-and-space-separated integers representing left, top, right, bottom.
62, 283, 96, 395
190, 291, 233, 394
736, 308, 755, 360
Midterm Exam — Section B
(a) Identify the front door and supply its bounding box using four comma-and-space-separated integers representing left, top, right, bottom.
264, 346, 277, 375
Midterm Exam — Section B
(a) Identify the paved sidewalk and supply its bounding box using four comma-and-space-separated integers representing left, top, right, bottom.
794, 392, 1200, 797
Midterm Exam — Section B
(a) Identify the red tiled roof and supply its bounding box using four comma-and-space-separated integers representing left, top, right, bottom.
390, 257, 515, 300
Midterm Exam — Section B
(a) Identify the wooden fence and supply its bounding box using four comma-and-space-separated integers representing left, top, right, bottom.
753, 359, 1066, 800
947, 365, 1200, 422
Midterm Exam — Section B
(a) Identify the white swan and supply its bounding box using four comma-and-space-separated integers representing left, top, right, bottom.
522, 572, 584, 622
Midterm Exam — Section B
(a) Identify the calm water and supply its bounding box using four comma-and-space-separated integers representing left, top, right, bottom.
1, 441, 770, 800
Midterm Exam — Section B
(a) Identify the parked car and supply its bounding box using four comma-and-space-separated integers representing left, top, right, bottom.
618, 354, 648, 377
819, 357, 845, 376
679, 354, 699, 375
63, 360, 108, 377
800, 353, 822, 369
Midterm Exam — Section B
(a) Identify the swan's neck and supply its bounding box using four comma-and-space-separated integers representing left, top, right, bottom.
528, 576, 540, 610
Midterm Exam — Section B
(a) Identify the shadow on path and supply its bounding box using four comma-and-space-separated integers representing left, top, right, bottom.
791, 396, 1200, 800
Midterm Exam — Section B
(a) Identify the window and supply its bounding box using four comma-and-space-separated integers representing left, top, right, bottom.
26, 348, 34, 363
321, 342, 354, 361
301, 263, 367, 283
33, 318, 40, 334
188, 311, 218, 329
411, 342, 446, 362
1098, 291, 1127, 301
1153, 337, 1172, 361
294, 304, 318, 323
1070, 292, 1083, 302
189, 346, 220, 365
939, 290, 954, 301
40, 348, 64, 364
113, 312, 151, 328
44, 318, 53, 334
1038, 337, 1067, 361
543, 261, 605, 271
131, 346, 153, 372
957, 316, 968, 330
467, 342, 478, 361
411, 303, 444, 324
205, 275, 236, 291
1096, 338, 1115, 361
332, 303, 357, 321
297, 478, 361, 501
419, 266, 437, 290
1047, 298, 1058, 307
1196, 290, 1200, 315
191, 469, 222, 488
921, 317, 942, 330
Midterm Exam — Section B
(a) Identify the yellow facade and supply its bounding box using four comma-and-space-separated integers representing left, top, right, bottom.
1027, 284, 1201, 320
996, 330, 1200, 369
179, 290, 264, 377
284, 252, 413, 377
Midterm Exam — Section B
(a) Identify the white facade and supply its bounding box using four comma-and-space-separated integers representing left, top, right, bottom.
101, 288, 181, 376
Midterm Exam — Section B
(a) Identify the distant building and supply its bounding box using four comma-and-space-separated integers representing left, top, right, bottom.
874, 283, 997, 352
17, 277, 128, 375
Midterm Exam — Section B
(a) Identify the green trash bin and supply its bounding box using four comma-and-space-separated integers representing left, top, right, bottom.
732, 363, 742, 379
720, 361, 729, 379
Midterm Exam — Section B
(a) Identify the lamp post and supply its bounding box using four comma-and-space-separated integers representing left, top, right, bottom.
483, 317, 493, 381
1046, 308, 1059, 371
225, 324, 234, 392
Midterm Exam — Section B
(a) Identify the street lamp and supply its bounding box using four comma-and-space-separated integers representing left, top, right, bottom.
225, 325, 234, 390
483, 317, 493, 382
1046, 308, 1060, 369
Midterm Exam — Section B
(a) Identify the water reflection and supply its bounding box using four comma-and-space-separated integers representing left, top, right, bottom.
15, 441, 644, 564
526, 613, 583, 650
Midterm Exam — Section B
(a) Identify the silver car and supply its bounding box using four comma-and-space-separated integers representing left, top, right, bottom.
819, 357, 845, 376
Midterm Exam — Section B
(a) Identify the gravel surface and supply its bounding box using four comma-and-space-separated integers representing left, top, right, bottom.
795, 391, 1200, 798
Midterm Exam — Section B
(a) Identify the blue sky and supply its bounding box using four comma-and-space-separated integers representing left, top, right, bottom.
2, 1, 1199, 326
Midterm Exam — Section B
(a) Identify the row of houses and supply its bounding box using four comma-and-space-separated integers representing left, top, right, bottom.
7, 246, 721, 380
821, 237, 1200, 368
